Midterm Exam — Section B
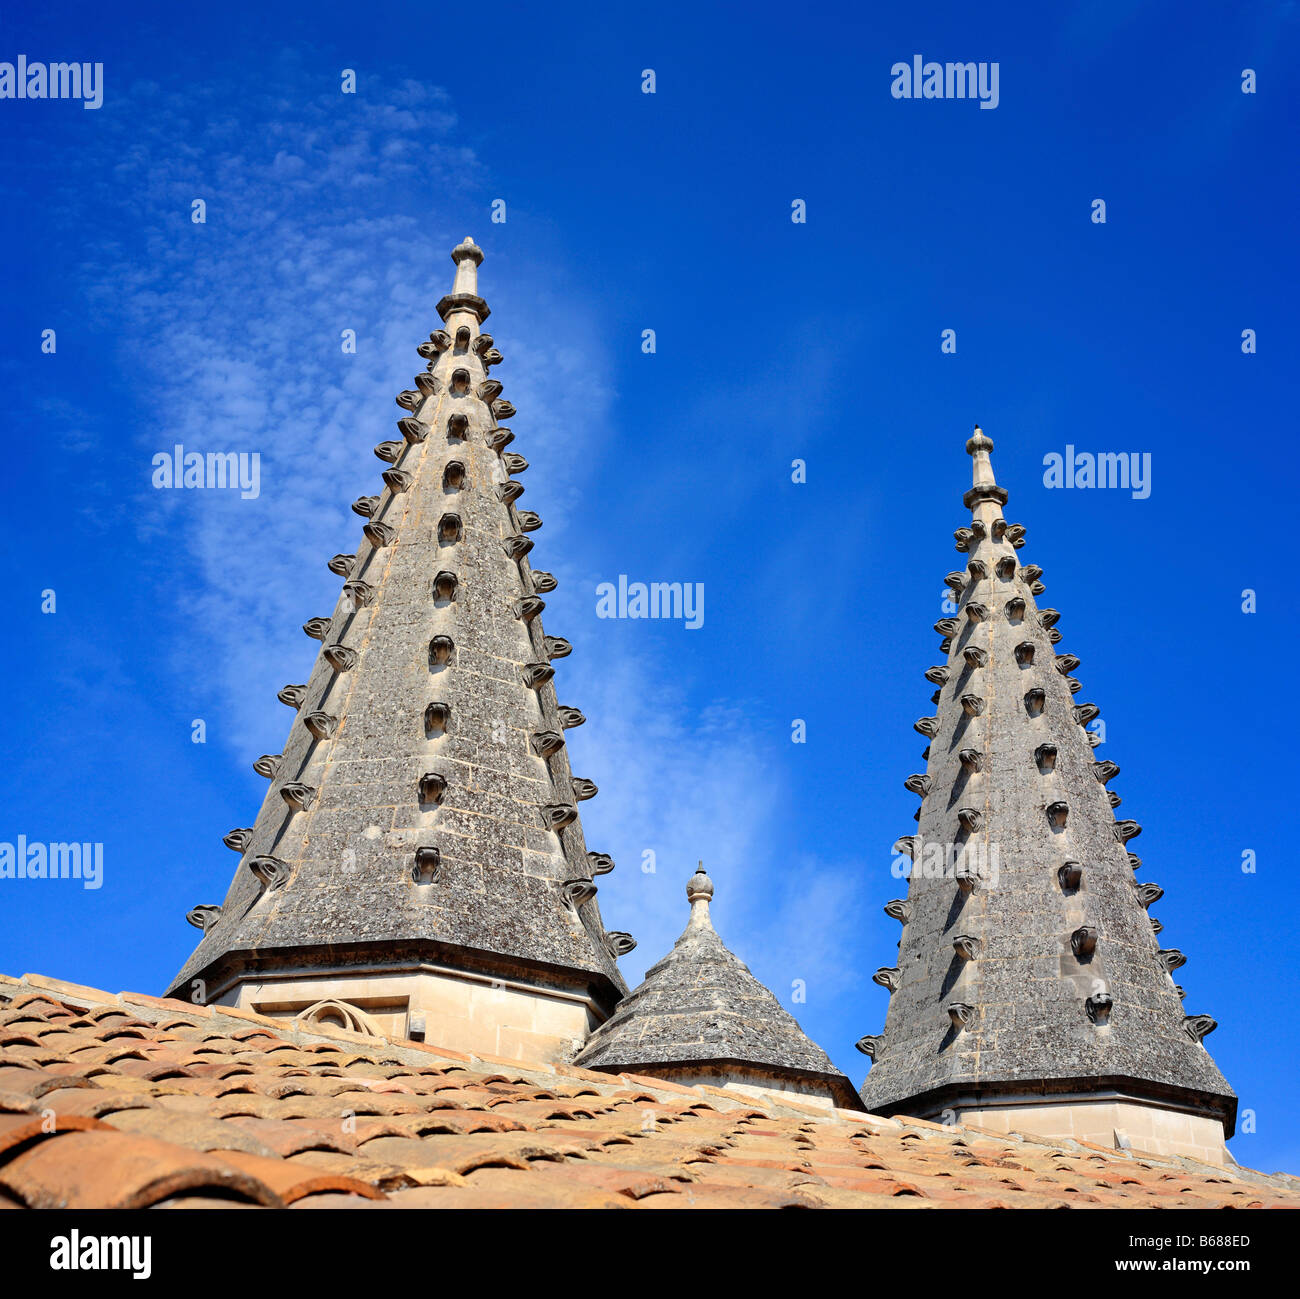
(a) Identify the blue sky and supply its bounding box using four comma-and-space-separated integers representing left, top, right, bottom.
2, 1, 1297, 1169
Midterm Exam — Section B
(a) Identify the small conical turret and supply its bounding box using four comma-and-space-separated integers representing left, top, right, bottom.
857, 427, 1236, 1163
576, 868, 861, 1110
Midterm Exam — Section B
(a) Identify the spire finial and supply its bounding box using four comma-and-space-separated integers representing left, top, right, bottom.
438, 238, 490, 324
963, 424, 1009, 511
966, 423, 995, 485
450, 237, 484, 294
686, 864, 714, 928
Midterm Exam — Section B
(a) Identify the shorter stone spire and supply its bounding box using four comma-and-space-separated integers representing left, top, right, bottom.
575, 868, 861, 1110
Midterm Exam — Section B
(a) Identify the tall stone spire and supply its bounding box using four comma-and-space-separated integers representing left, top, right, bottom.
576, 868, 861, 1110
169, 239, 631, 1062
857, 428, 1236, 1162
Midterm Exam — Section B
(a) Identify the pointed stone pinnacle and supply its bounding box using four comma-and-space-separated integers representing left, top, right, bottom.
168, 239, 626, 1043
859, 425, 1236, 1157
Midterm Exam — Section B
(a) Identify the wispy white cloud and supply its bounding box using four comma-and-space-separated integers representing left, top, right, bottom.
53, 67, 519, 757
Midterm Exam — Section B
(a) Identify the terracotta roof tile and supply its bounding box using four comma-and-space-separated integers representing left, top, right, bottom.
0, 1064, 94, 1098
212, 1149, 386, 1204
0, 1110, 108, 1158
615, 1072, 704, 1096
1, 972, 1296, 1210
99, 1109, 281, 1157
150, 1195, 265, 1209
283, 1149, 428, 1188
0, 1130, 281, 1208
380, 1179, 630, 1210
549, 1061, 622, 1084
117, 991, 209, 1017
3, 1088, 135, 1121
223, 1116, 357, 1156
640, 1181, 826, 1209
539, 1158, 690, 1200
14, 976, 101, 1006
394, 1109, 530, 1136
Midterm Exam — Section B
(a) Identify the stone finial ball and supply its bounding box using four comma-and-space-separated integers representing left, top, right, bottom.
687, 868, 713, 903
451, 237, 484, 265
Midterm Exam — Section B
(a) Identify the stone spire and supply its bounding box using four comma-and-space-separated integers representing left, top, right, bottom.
857, 428, 1237, 1163
576, 868, 861, 1110
168, 239, 631, 1062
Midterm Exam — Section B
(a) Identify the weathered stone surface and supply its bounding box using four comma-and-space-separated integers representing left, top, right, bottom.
858, 429, 1236, 1143
168, 239, 628, 1014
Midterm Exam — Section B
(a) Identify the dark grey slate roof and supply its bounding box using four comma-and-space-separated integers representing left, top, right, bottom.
858, 429, 1236, 1129
168, 240, 627, 1007
576, 871, 857, 1106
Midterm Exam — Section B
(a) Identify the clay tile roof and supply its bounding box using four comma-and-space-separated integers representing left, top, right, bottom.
0, 972, 1297, 1210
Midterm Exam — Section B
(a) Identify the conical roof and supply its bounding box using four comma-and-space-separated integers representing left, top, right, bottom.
169, 239, 628, 1009
576, 869, 859, 1108
858, 429, 1235, 1131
